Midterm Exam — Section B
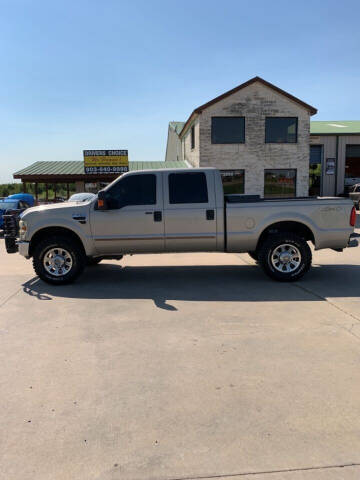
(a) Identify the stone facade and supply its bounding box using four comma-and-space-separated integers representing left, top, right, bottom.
181, 80, 313, 197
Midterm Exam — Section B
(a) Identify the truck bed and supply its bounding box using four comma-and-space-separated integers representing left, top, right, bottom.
224, 195, 354, 253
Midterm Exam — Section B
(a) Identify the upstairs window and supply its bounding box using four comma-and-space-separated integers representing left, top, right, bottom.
265, 117, 298, 143
191, 125, 195, 149
211, 117, 245, 144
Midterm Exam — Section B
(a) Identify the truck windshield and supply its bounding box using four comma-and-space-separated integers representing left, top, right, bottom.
0, 202, 18, 210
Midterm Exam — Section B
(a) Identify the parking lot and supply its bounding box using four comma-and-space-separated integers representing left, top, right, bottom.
1, 220, 360, 480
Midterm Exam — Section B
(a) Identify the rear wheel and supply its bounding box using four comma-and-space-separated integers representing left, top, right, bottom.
258, 232, 312, 282
247, 251, 258, 262
33, 236, 85, 285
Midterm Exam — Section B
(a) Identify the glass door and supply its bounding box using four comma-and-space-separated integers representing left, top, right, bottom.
309, 145, 323, 196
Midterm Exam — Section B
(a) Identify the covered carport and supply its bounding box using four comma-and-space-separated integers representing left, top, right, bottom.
13, 160, 187, 203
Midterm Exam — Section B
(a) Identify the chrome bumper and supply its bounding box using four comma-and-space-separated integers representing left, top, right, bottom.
18, 241, 30, 258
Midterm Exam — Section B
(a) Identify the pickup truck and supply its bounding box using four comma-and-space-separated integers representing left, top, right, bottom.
4, 168, 358, 285
0, 193, 34, 229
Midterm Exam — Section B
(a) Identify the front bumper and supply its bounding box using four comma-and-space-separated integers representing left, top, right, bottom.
18, 241, 30, 258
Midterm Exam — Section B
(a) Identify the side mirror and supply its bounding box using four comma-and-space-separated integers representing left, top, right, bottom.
97, 190, 108, 210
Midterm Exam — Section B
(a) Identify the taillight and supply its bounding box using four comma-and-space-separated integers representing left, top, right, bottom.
350, 206, 356, 227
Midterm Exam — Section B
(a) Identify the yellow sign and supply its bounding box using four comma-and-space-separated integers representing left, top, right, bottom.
83, 150, 129, 174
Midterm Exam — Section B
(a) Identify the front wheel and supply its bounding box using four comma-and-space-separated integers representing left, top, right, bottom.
86, 257, 103, 266
258, 232, 312, 282
33, 236, 85, 285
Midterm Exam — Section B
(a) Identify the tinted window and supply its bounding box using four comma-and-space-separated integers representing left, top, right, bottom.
221, 170, 245, 194
265, 117, 298, 143
211, 117, 245, 144
106, 174, 156, 209
264, 169, 296, 198
169, 172, 208, 204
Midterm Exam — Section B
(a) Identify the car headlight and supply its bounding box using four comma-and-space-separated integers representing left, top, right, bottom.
19, 220, 27, 237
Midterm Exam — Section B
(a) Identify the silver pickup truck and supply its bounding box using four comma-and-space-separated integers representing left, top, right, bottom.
4, 168, 358, 285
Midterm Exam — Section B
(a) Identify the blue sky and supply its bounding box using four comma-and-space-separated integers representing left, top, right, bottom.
1, 0, 360, 182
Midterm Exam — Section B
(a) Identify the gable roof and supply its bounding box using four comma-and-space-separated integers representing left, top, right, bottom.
169, 121, 185, 135
179, 76, 317, 137
310, 121, 360, 135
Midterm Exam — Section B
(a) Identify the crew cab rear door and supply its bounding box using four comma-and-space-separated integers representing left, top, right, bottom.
91, 172, 164, 254
162, 170, 217, 252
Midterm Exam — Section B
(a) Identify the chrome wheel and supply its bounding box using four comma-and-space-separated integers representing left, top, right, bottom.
271, 244, 301, 273
43, 247, 73, 277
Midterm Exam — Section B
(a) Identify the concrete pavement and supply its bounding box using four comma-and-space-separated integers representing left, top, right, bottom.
1, 232, 360, 480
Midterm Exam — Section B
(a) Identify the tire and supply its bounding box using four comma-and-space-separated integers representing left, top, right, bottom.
87, 257, 103, 266
258, 232, 312, 282
247, 251, 258, 262
32, 235, 85, 285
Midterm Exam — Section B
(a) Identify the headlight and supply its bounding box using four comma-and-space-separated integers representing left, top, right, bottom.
19, 220, 27, 237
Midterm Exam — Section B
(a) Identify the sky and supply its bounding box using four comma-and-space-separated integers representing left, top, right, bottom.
0, 0, 360, 183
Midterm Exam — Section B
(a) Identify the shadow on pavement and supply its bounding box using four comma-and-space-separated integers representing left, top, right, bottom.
22, 262, 360, 309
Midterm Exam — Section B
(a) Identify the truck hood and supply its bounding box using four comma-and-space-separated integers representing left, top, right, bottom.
21, 201, 92, 219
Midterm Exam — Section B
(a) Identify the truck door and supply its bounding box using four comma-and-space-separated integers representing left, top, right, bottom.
163, 170, 217, 252
91, 172, 164, 254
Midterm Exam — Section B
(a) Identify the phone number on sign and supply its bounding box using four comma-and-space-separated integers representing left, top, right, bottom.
85, 166, 129, 173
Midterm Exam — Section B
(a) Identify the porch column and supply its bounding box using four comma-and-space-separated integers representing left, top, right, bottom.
75, 181, 85, 193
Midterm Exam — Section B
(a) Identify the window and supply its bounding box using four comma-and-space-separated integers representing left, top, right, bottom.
345, 145, 360, 179
169, 172, 208, 204
264, 169, 296, 198
220, 170, 245, 194
211, 117, 245, 144
106, 174, 156, 209
191, 125, 195, 150
265, 117, 298, 143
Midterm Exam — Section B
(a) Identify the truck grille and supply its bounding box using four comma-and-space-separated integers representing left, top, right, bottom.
3, 210, 21, 254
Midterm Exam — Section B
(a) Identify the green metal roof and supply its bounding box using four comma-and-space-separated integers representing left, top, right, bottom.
310, 121, 360, 135
169, 121, 185, 135
14, 160, 188, 177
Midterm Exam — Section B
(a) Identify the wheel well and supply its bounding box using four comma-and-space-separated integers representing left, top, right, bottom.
29, 227, 86, 257
256, 221, 315, 251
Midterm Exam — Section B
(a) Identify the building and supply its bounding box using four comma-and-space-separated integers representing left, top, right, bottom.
165, 76, 317, 198
13, 160, 187, 202
310, 121, 360, 196
165, 122, 186, 164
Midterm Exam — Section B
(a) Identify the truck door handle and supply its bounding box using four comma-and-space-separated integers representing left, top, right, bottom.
153, 211, 162, 222
206, 209, 215, 221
